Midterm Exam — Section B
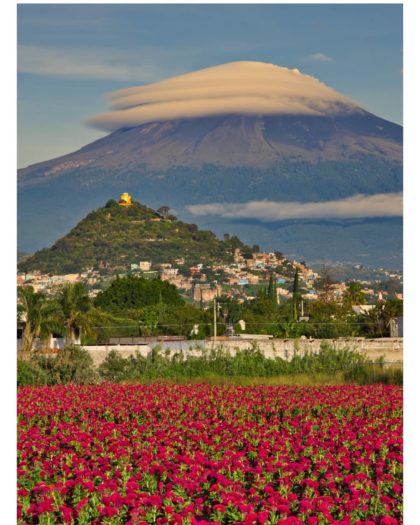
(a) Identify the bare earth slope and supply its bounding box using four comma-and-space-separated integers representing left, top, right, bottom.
19, 112, 401, 181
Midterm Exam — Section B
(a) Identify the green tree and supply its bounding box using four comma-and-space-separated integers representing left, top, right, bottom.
56, 283, 94, 343
358, 298, 403, 338
343, 282, 365, 309
138, 305, 163, 336
358, 308, 382, 337
17, 286, 60, 353
278, 319, 304, 338
292, 269, 300, 321
267, 272, 277, 305
380, 298, 403, 320
94, 275, 183, 313
378, 298, 403, 336
222, 298, 243, 325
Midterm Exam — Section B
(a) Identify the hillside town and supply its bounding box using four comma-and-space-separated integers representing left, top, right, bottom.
17, 191, 403, 312
17, 192, 404, 346
17, 248, 403, 308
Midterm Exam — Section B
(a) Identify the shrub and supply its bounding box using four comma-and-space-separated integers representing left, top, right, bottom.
53, 345, 98, 384
30, 345, 98, 385
98, 350, 133, 382
17, 359, 49, 386
17, 343, 403, 386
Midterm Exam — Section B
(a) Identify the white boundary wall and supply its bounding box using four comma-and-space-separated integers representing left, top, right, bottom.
82, 338, 403, 366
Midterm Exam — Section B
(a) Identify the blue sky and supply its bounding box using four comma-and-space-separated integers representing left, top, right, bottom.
17, 4, 403, 168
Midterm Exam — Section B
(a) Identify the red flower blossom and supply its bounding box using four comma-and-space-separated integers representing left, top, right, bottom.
17, 384, 403, 524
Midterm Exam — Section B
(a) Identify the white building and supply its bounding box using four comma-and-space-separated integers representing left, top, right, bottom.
139, 261, 152, 271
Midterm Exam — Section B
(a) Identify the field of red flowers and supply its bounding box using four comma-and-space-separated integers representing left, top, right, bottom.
17, 384, 402, 525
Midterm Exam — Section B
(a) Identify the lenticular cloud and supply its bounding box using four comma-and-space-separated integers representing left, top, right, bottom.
87, 61, 360, 131
186, 193, 403, 221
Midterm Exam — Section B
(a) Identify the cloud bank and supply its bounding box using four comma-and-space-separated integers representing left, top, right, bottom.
87, 61, 359, 131
186, 193, 403, 221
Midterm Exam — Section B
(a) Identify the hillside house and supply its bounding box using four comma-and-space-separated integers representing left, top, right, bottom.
193, 283, 221, 302
139, 261, 152, 271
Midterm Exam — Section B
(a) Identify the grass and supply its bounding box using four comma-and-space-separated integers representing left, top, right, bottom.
123, 372, 347, 386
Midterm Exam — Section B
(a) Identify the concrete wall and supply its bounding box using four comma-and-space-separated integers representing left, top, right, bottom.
83, 337, 403, 366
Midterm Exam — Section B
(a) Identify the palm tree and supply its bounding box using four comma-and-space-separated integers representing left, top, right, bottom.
359, 308, 385, 337
279, 319, 303, 338
343, 282, 365, 308
56, 283, 94, 344
17, 286, 60, 353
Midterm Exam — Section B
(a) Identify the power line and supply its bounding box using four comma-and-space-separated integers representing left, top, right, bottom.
92, 321, 388, 328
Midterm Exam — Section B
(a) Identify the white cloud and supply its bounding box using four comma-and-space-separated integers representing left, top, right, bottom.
87, 61, 359, 131
17, 45, 160, 81
186, 193, 403, 221
309, 52, 333, 63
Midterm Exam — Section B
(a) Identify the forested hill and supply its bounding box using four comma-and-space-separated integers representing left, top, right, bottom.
18, 199, 253, 274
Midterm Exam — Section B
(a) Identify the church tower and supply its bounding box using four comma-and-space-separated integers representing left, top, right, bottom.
118, 192, 133, 207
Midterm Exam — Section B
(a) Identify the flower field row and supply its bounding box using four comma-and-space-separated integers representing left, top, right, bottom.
17, 384, 402, 524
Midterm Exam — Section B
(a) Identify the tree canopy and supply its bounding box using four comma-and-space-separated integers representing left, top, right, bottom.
94, 275, 184, 313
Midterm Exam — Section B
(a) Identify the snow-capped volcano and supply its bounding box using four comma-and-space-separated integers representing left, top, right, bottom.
19, 61, 401, 175
87, 61, 360, 131
18, 62, 402, 267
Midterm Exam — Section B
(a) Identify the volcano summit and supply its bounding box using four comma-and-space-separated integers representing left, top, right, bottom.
18, 62, 402, 267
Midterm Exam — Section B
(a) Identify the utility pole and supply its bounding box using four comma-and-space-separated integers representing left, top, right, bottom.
213, 298, 217, 343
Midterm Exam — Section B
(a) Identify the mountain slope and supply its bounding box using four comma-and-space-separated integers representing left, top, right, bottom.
17, 199, 252, 274
19, 112, 401, 179
17, 62, 403, 267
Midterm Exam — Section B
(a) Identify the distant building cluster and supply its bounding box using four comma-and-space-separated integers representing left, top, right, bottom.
17, 244, 403, 310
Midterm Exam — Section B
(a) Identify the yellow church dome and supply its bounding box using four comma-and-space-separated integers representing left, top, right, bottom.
118, 192, 133, 206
